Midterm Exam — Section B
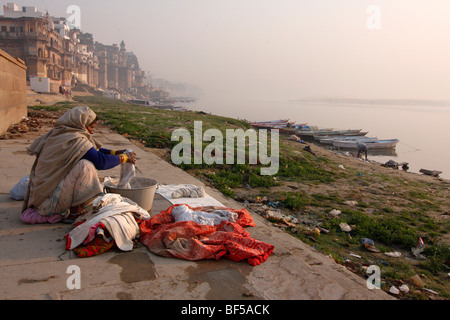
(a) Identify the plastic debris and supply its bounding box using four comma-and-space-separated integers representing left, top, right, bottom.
267, 201, 278, 208
389, 286, 400, 295
385, 252, 402, 258
408, 275, 425, 288
344, 261, 358, 273
302, 228, 321, 237
411, 238, 426, 259
400, 284, 409, 293
344, 200, 358, 206
339, 222, 352, 232
349, 253, 361, 259
417, 238, 425, 250
361, 238, 381, 253
317, 226, 330, 234
329, 209, 342, 217
423, 288, 439, 295
338, 164, 346, 170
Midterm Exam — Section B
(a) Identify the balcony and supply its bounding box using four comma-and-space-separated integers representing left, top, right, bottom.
27, 55, 50, 62
0, 31, 25, 39
24, 32, 48, 41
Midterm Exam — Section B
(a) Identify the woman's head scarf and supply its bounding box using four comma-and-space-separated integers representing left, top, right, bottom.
25, 106, 101, 209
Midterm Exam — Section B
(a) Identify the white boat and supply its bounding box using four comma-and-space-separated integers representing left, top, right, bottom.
251, 120, 304, 130
319, 136, 378, 145
298, 129, 366, 140
333, 139, 399, 150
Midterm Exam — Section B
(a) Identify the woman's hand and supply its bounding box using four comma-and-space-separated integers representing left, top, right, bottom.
125, 152, 137, 165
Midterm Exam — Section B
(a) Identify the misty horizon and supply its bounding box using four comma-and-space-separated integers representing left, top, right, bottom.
3, 0, 450, 102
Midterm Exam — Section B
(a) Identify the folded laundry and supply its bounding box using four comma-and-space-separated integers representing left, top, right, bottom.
172, 186, 205, 199
101, 212, 140, 251
66, 194, 150, 251
140, 204, 274, 266
156, 184, 224, 207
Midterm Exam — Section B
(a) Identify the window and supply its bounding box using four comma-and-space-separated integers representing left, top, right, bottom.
1, 25, 7, 32
9, 26, 16, 32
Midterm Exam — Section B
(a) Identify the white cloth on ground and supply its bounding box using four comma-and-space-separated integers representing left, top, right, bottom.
171, 204, 238, 226
172, 185, 205, 199
156, 184, 224, 207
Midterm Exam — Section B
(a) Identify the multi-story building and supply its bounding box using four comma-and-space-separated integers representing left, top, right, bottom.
94, 40, 147, 93
0, 3, 161, 99
0, 3, 76, 89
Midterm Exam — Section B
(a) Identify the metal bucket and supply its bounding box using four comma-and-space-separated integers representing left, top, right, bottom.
104, 177, 158, 211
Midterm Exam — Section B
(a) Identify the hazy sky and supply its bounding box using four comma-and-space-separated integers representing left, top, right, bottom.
4, 0, 450, 100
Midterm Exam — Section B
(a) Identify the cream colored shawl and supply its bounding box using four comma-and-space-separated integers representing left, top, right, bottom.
23, 106, 101, 211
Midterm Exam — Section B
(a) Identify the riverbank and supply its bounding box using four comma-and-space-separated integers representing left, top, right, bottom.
187, 97, 450, 180
0, 101, 396, 302
9, 94, 449, 300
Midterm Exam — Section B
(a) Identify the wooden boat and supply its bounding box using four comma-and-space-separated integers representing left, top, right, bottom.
251, 119, 290, 125
251, 120, 307, 131
319, 136, 378, 145
333, 139, 399, 150
251, 120, 290, 129
127, 99, 174, 109
419, 169, 442, 177
297, 129, 366, 141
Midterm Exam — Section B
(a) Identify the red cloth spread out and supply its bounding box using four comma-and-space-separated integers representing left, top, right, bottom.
140, 204, 274, 266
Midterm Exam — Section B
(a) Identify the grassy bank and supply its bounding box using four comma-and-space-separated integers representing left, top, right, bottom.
31, 96, 450, 299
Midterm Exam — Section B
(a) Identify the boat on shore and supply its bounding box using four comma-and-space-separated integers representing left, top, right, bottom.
127, 99, 175, 109
250, 120, 308, 132
297, 128, 367, 140
333, 139, 399, 150
318, 136, 378, 145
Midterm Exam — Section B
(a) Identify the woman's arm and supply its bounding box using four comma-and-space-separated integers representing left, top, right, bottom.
82, 147, 127, 170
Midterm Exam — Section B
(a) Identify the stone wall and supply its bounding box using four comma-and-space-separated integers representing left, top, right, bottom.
0, 48, 27, 135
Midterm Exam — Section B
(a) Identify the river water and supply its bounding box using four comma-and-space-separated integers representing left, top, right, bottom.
182, 97, 450, 179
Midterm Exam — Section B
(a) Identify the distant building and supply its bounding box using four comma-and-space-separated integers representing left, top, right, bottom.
94, 40, 146, 92
0, 3, 75, 91
0, 3, 166, 99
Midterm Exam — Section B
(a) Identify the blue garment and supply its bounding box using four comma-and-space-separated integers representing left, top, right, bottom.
82, 148, 120, 170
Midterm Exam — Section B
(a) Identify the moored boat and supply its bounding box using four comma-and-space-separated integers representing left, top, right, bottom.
333, 139, 399, 150
319, 136, 378, 145
251, 120, 307, 131
297, 129, 366, 141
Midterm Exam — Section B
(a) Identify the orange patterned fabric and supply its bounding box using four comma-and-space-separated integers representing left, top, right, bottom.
140, 204, 274, 266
